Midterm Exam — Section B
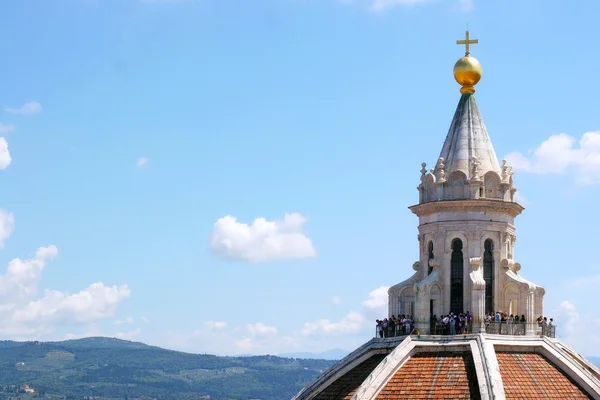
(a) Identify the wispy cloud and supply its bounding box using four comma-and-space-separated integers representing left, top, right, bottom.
0, 123, 15, 134
370, 0, 431, 11
136, 157, 149, 168
354, 0, 474, 12
5, 101, 42, 115
505, 131, 600, 185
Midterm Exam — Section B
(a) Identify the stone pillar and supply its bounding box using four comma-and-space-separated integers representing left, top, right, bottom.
414, 284, 431, 335
388, 291, 398, 318
442, 247, 452, 314
471, 288, 486, 333
469, 257, 486, 333
525, 287, 536, 336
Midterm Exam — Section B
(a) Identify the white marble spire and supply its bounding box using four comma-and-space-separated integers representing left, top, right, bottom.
437, 92, 501, 177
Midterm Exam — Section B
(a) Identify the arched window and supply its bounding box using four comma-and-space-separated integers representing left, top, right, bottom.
450, 239, 464, 314
484, 239, 495, 313
427, 241, 434, 275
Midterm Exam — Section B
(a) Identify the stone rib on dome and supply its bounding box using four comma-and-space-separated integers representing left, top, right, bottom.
293, 334, 600, 400
439, 92, 501, 176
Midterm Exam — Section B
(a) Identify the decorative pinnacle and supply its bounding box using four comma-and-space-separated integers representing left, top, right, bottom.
453, 30, 482, 93
456, 30, 478, 56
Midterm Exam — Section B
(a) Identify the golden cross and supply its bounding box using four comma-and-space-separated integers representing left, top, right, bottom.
456, 30, 478, 55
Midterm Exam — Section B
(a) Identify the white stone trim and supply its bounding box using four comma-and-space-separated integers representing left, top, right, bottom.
355, 336, 480, 400
477, 335, 506, 399
292, 338, 394, 400
488, 335, 600, 398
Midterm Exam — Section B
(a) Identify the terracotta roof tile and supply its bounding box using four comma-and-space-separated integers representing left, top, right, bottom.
314, 354, 386, 400
376, 352, 480, 400
496, 352, 592, 399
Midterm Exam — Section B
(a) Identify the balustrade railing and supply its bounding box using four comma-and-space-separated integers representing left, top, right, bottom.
375, 322, 556, 338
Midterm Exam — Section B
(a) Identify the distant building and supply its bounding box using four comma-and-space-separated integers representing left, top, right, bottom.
294, 32, 600, 400
21, 384, 34, 394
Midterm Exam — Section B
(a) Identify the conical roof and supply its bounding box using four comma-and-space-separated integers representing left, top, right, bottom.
437, 93, 501, 177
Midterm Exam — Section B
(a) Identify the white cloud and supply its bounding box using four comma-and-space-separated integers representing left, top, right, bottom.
141, 316, 151, 324
0, 245, 58, 299
0, 123, 14, 134
552, 300, 600, 354
299, 286, 390, 338
300, 311, 365, 336
366, 0, 472, 12
210, 213, 316, 263
0, 138, 12, 169
247, 322, 277, 337
0, 245, 130, 340
204, 320, 228, 330
115, 328, 142, 340
457, 0, 473, 12
0, 209, 15, 248
5, 101, 42, 115
234, 337, 254, 352
505, 131, 600, 185
362, 286, 389, 313
136, 157, 148, 168
165, 320, 281, 355
12, 282, 131, 324
331, 296, 342, 305
113, 316, 134, 326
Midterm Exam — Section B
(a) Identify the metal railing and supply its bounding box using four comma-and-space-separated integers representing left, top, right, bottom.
374, 324, 414, 338
484, 322, 556, 338
375, 322, 556, 338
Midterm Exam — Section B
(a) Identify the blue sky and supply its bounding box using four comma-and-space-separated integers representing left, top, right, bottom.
0, 0, 599, 357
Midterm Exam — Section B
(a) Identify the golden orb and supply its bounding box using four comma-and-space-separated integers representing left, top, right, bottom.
453, 55, 482, 93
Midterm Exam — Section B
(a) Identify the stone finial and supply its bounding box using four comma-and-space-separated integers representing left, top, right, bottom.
501, 159, 509, 181
435, 157, 446, 182
420, 162, 427, 182
507, 166, 514, 180
470, 156, 480, 180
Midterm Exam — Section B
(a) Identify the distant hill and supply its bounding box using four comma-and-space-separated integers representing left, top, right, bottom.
278, 348, 350, 360
0, 337, 336, 400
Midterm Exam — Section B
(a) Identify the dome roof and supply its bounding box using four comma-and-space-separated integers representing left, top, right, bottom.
294, 334, 600, 400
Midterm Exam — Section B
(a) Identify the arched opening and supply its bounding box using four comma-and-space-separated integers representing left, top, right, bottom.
484, 172, 501, 199
448, 171, 467, 199
400, 287, 415, 318
484, 239, 495, 313
427, 241, 434, 276
450, 239, 464, 314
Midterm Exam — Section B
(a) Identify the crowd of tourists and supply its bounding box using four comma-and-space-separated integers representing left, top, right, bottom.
375, 315, 414, 337
375, 312, 555, 338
